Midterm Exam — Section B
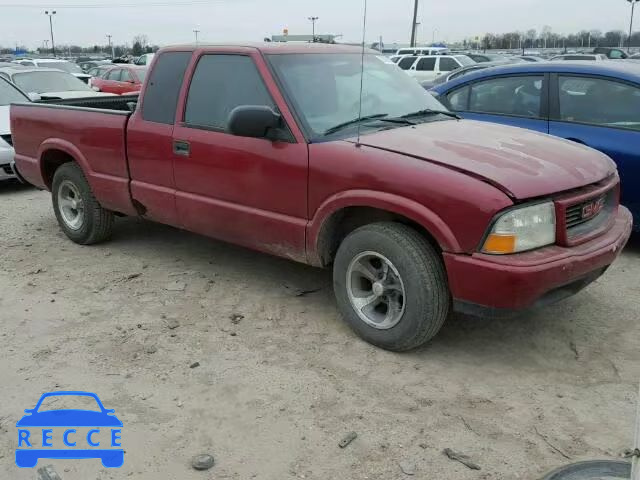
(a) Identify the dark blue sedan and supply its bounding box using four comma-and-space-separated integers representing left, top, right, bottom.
431, 61, 640, 230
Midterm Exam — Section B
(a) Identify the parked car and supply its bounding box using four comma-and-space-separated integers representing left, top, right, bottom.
431, 61, 640, 229
0, 76, 29, 182
86, 65, 114, 84
401, 55, 475, 82
0, 67, 115, 100
420, 62, 506, 89
91, 66, 147, 94
630, 53, 640, 59
466, 53, 516, 63
516, 55, 545, 62
11, 44, 632, 351
551, 54, 607, 61
593, 47, 629, 59
13, 58, 91, 83
134, 53, 155, 66
78, 60, 112, 73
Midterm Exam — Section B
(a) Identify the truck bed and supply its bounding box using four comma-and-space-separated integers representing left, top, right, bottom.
10, 100, 138, 216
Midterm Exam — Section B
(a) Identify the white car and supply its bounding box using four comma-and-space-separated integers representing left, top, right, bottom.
0, 67, 116, 100
13, 58, 91, 83
135, 53, 155, 66
0, 77, 30, 181
550, 54, 608, 61
398, 55, 476, 82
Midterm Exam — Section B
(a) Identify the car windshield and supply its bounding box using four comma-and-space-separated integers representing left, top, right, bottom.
42, 61, 84, 74
456, 55, 476, 66
268, 53, 450, 138
37, 394, 102, 412
12, 71, 92, 93
0, 77, 28, 105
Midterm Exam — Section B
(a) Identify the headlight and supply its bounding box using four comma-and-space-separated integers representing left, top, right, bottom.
482, 201, 556, 254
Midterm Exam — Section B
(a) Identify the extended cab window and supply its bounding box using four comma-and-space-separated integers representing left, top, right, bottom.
469, 75, 543, 118
559, 76, 640, 130
184, 55, 274, 130
142, 51, 191, 125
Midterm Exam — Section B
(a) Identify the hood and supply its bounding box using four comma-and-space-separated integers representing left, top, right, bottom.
357, 120, 616, 199
40, 91, 116, 99
0, 105, 9, 135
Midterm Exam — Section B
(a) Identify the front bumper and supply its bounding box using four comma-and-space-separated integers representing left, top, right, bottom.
0, 144, 16, 181
444, 206, 633, 317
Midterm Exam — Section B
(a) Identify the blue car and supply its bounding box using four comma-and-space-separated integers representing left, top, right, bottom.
431, 61, 640, 230
16, 391, 123, 468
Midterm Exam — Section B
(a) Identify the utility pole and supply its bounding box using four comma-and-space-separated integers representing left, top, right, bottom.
193, 29, 200, 45
308, 16, 319, 42
628, 0, 638, 52
43, 39, 49, 53
45, 10, 56, 56
410, 0, 419, 47
106, 34, 114, 58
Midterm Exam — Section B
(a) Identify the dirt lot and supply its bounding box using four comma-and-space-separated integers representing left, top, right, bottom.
1, 182, 638, 480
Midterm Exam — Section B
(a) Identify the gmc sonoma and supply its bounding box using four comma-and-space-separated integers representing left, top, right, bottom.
10, 44, 633, 351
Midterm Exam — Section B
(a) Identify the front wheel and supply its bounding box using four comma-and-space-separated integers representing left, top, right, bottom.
333, 222, 450, 352
51, 162, 114, 245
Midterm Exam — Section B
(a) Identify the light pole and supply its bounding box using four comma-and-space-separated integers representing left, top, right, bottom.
432, 28, 439, 44
193, 29, 200, 44
308, 16, 318, 42
410, 0, 419, 47
628, 0, 639, 52
106, 34, 114, 58
45, 10, 56, 56
43, 39, 49, 53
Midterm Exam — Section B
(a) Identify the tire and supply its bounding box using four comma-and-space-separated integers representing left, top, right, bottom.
51, 162, 114, 244
333, 222, 450, 352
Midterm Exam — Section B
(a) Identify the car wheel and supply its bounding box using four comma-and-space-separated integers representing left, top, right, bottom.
52, 162, 114, 244
333, 222, 450, 352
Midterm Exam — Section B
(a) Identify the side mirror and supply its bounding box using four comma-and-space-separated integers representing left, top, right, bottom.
227, 106, 282, 139
24, 409, 34, 414
27, 92, 41, 102
91, 86, 100, 92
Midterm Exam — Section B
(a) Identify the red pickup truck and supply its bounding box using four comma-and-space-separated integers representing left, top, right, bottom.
11, 43, 632, 351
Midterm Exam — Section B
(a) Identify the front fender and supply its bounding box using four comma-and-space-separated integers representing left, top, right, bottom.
306, 189, 461, 266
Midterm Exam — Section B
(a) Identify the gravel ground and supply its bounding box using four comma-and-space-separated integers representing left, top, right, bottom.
1, 182, 638, 480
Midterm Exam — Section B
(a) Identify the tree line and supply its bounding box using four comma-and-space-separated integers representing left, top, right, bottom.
468, 27, 640, 51
0, 35, 159, 57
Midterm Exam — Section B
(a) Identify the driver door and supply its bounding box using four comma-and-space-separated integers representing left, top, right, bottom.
171, 52, 309, 260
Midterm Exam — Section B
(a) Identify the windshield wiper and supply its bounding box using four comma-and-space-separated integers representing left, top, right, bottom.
401, 109, 461, 120
323, 114, 414, 136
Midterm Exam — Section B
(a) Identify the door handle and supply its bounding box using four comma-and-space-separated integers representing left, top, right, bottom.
173, 140, 190, 156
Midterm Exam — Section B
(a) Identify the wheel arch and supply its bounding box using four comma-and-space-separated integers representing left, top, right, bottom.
307, 190, 461, 267
38, 139, 92, 191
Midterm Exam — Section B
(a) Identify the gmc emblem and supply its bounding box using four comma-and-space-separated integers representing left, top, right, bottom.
582, 197, 605, 219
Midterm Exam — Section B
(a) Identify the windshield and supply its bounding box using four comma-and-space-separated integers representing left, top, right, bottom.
456, 55, 476, 66
0, 77, 28, 105
41, 61, 84, 74
268, 53, 449, 138
12, 71, 92, 93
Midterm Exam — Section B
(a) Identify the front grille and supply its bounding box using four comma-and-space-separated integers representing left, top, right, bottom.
1, 164, 13, 175
565, 189, 616, 239
0, 134, 12, 147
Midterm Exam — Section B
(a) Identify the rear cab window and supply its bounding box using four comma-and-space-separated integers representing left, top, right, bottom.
141, 51, 192, 125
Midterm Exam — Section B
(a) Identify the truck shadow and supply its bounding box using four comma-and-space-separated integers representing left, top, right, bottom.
104, 216, 635, 368
0, 180, 32, 194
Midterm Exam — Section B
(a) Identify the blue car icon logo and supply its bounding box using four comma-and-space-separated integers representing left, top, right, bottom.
16, 391, 123, 468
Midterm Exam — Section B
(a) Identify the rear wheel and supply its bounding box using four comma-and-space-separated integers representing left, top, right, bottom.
333, 222, 450, 351
52, 162, 114, 244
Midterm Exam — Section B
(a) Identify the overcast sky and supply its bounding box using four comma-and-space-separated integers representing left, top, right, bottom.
0, 0, 636, 49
